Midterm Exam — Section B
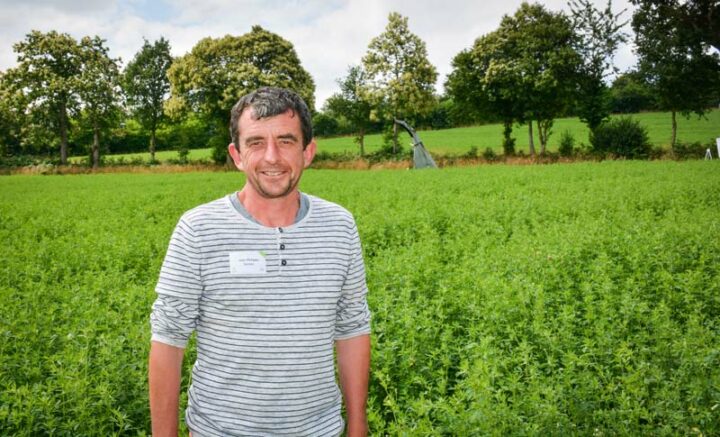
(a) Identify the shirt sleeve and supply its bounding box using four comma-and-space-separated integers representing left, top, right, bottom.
335, 221, 371, 340
150, 217, 203, 348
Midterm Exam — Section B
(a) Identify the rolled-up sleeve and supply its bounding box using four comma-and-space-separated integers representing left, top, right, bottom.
335, 222, 371, 340
150, 217, 203, 348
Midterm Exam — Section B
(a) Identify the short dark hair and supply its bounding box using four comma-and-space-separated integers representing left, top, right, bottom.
229, 87, 313, 149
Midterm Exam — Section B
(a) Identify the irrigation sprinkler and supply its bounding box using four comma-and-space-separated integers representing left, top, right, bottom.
394, 119, 437, 169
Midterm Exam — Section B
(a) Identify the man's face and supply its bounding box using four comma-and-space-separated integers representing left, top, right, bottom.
229, 109, 316, 199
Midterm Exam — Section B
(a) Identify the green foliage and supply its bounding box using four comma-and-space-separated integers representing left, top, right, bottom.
590, 116, 652, 158
2, 162, 719, 434
363, 12, 437, 152
312, 112, 340, 137
123, 37, 173, 161
671, 139, 714, 160
77, 36, 122, 169
481, 147, 498, 161
325, 65, 374, 155
446, 34, 517, 141
461, 146, 478, 159
0, 72, 24, 156
558, 130, 576, 157
569, 0, 628, 132
447, 3, 581, 155
610, 71, 658, 113
8, 30, 84, 164
632, 0, 720, 146
167, 26, 315, 163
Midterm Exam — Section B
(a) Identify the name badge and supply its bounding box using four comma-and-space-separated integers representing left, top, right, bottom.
229, 251, 267, 275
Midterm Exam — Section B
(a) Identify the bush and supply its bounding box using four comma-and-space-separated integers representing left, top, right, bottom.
558, 130, 575, 157
482, 147, 498, 162
209, 135, 230, 164
462, 146, 479, 159
672, 140, 712, 160
590, 117, 651, 159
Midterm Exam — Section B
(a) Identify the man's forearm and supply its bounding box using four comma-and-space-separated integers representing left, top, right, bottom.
336, 334, 371, 437
149, 341, 185, 437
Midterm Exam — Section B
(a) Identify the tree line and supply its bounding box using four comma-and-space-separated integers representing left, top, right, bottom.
1, 0, 718, 166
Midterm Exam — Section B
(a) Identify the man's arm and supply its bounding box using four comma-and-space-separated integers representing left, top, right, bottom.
149, 341, 185, 437
336, 334, 371, 437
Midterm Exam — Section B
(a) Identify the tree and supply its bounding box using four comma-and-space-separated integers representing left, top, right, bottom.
362, 12, 437, 153
447, 3, 580, 156
570, 0, 628, 133
610, 71, 657, 113
167, 26, 315, 163
10, 30, 83, 164
503, 3, 581, 155
446, 33, 521, 155
632, 0, 720, 146
0, 71, 25, 157
678, 0, 720, 51
325, 65, 373, 156
77, 36, 122, 169
123, 37, 173, 162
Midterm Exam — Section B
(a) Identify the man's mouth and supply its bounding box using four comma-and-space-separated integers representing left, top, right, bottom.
260, 170, 285, 176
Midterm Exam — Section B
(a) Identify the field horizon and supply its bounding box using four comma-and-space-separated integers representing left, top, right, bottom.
67, 109, 720, 165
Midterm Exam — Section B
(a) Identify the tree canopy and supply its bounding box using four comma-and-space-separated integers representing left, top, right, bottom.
9, 30, 83, 164
447, 2, 580, 155
570, 0, 628, 133
632, 0, 720, 146
77, 36, 122, 168
325, 65, 373, 155
123, 37, 173, 162
362, 12, 437, 152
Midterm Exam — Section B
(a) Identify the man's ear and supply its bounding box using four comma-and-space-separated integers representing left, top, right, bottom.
228, 143, 244, 171
303, 139, 317, 169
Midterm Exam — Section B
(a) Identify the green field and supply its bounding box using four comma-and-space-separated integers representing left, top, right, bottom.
2, 162, 719, 434
79, 110, 720, 164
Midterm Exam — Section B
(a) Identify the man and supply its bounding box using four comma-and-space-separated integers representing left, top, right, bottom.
149, 87, 371, 436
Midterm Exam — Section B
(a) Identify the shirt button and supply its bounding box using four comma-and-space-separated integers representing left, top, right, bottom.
278, 228, 284, 233
281, 259, 287, 266
280, 244, 286, 250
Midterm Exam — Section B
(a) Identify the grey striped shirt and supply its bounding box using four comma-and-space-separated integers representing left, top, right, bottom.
150, 193, 371, 436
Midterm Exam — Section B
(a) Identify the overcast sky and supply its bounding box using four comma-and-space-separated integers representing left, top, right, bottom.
0, 0, 637, 107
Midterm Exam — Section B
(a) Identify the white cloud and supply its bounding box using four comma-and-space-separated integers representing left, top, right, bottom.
0, 0, 637, 107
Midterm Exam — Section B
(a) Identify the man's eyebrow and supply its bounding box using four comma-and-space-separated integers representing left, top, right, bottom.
243, 135, 264, 144
277, 133, 299, 141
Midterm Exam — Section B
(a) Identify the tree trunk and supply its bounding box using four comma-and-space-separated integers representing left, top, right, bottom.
537, 120, 546, 155
671, 110, 677, 147
392, 121, 398, 154
150, 128, 156, 162
502, 120, 515, 156
358, 127, 365, 157
92, 124, 100, 169
59, 103, 68, 165
528, 122, 536, 157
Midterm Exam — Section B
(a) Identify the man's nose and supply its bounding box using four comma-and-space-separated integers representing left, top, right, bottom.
263, 138, 280, 163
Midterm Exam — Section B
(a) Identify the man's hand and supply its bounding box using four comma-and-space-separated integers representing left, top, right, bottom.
336, 334, 371, 437
149, 341, 185, 437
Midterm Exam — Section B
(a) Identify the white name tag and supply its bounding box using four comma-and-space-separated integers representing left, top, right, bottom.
229, 251, 267, 275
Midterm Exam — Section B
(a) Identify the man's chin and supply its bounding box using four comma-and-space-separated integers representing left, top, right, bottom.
257, 183, 295, 199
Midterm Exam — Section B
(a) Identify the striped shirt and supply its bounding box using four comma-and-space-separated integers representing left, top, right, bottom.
150, 193, 371, 436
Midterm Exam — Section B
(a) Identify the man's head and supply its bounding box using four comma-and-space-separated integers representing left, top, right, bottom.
227, 87, 316, 200
229, 87, 313, 150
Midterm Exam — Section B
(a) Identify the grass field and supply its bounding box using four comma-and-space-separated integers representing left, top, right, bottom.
78, 110, 720, 164
2, 161, 719, 435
